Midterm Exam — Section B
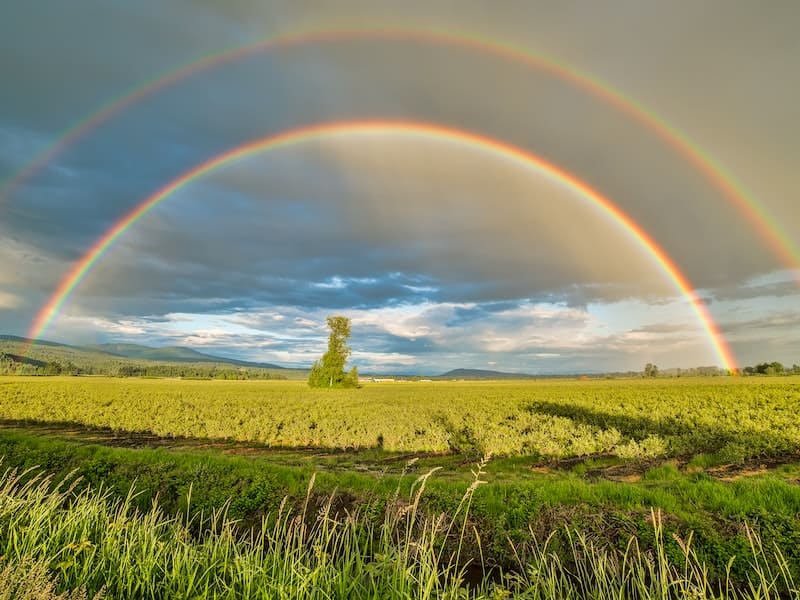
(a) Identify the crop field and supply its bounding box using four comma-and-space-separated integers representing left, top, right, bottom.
1, 376, 799, 462
1, 376, 799, 598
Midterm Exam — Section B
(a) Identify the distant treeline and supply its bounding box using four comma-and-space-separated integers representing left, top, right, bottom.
740, 361, 799, 376
660, 363, 800, 377
0, 352, 286, 380
579, 363, 800, 379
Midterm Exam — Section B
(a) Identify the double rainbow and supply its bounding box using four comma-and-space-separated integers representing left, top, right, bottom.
3, 28, 796, 274
25, 121, 739, 371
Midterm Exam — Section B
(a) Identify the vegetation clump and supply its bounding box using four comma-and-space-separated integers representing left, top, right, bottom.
308, 316, 359, 388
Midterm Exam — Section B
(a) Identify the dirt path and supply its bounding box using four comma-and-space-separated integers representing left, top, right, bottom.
580, 454, 800, 483
0, 418, 456, 475
1, 418, 798, 483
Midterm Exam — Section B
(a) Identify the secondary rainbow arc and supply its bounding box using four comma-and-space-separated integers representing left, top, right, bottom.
26, 120, 738, 371
2, 27, 796, 279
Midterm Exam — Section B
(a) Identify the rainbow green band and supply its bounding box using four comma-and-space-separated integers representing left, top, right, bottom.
2, 27, 796, 279
26, 120, 739, 371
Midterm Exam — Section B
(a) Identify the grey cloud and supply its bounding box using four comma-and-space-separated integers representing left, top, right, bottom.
0, 1, 247, 131
716, 308, 800, 366
628, 323, 693, 334
2, 0, 798, 371
4, 27, 792, 291
45, 145, 683, 319
722, 312, 800, 334
712, 280, 800, 302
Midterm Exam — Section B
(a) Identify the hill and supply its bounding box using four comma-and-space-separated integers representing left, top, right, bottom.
436, 368, 538, 380
0, 336, 305, 379
83, 343, 283, 369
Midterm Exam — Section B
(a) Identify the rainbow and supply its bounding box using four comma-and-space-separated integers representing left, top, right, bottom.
26, 120, 738, 371
2, 27, 797, 278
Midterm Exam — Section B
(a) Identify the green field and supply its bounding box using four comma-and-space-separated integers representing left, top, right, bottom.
2, 376, 799, 460
0, 376, 799, 598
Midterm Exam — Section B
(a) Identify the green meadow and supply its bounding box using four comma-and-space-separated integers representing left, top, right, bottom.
0, 376, 799, 598
3, 376, 800, 459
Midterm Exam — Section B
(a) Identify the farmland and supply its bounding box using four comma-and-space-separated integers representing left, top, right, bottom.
0, 376, 799, 598
1, 376, 799, 461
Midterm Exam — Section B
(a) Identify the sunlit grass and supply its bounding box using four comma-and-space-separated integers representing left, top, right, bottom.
1, 376, 798, 461
0, 462, 798, 599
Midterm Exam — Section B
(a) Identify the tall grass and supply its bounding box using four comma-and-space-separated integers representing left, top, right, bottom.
0, 463, 796, 599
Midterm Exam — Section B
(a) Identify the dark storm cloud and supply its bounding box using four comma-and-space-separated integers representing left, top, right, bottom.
0, 1, 247, 131
4, 23, 795, 292
2, 28, 791, 285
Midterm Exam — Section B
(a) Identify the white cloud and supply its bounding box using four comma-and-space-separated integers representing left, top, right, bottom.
0, 292, 22, 309
351, 351, 418, 367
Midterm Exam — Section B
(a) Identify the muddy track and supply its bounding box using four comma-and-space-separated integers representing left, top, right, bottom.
1, 418, 798, 483
581, 453, 800, 482
0, 418, 446, 465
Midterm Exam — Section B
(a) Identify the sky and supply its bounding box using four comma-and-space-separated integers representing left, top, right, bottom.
1, 1, 798, 374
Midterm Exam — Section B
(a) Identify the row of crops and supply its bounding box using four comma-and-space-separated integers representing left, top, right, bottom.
1, 376, 798, 460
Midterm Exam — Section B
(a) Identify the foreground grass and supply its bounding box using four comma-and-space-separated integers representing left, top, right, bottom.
1, 429, 799, 596
0, 463, 798, 599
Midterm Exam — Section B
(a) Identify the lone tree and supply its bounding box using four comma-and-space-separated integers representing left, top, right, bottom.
644, 363, 659, 378
308, 316, 359, 388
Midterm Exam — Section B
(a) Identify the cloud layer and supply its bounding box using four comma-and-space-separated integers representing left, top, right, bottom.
1, 1, 798, 371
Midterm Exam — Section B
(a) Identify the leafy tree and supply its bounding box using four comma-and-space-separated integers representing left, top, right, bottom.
63, 361, 80, 376
0, 352, 16, 375
741, 361, 793, 376
769, 361, 784, 375
752, 361, 784, 375
308, 316, 359, 388
43, 361, 63, 375
643, 363, 658, 378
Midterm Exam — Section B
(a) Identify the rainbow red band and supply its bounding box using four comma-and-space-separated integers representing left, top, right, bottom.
25, 120, 738, 371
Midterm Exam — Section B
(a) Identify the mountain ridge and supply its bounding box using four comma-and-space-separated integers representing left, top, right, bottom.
81, 343, 284, 369
436, 368, 538, 379
0, 335, 292, 372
